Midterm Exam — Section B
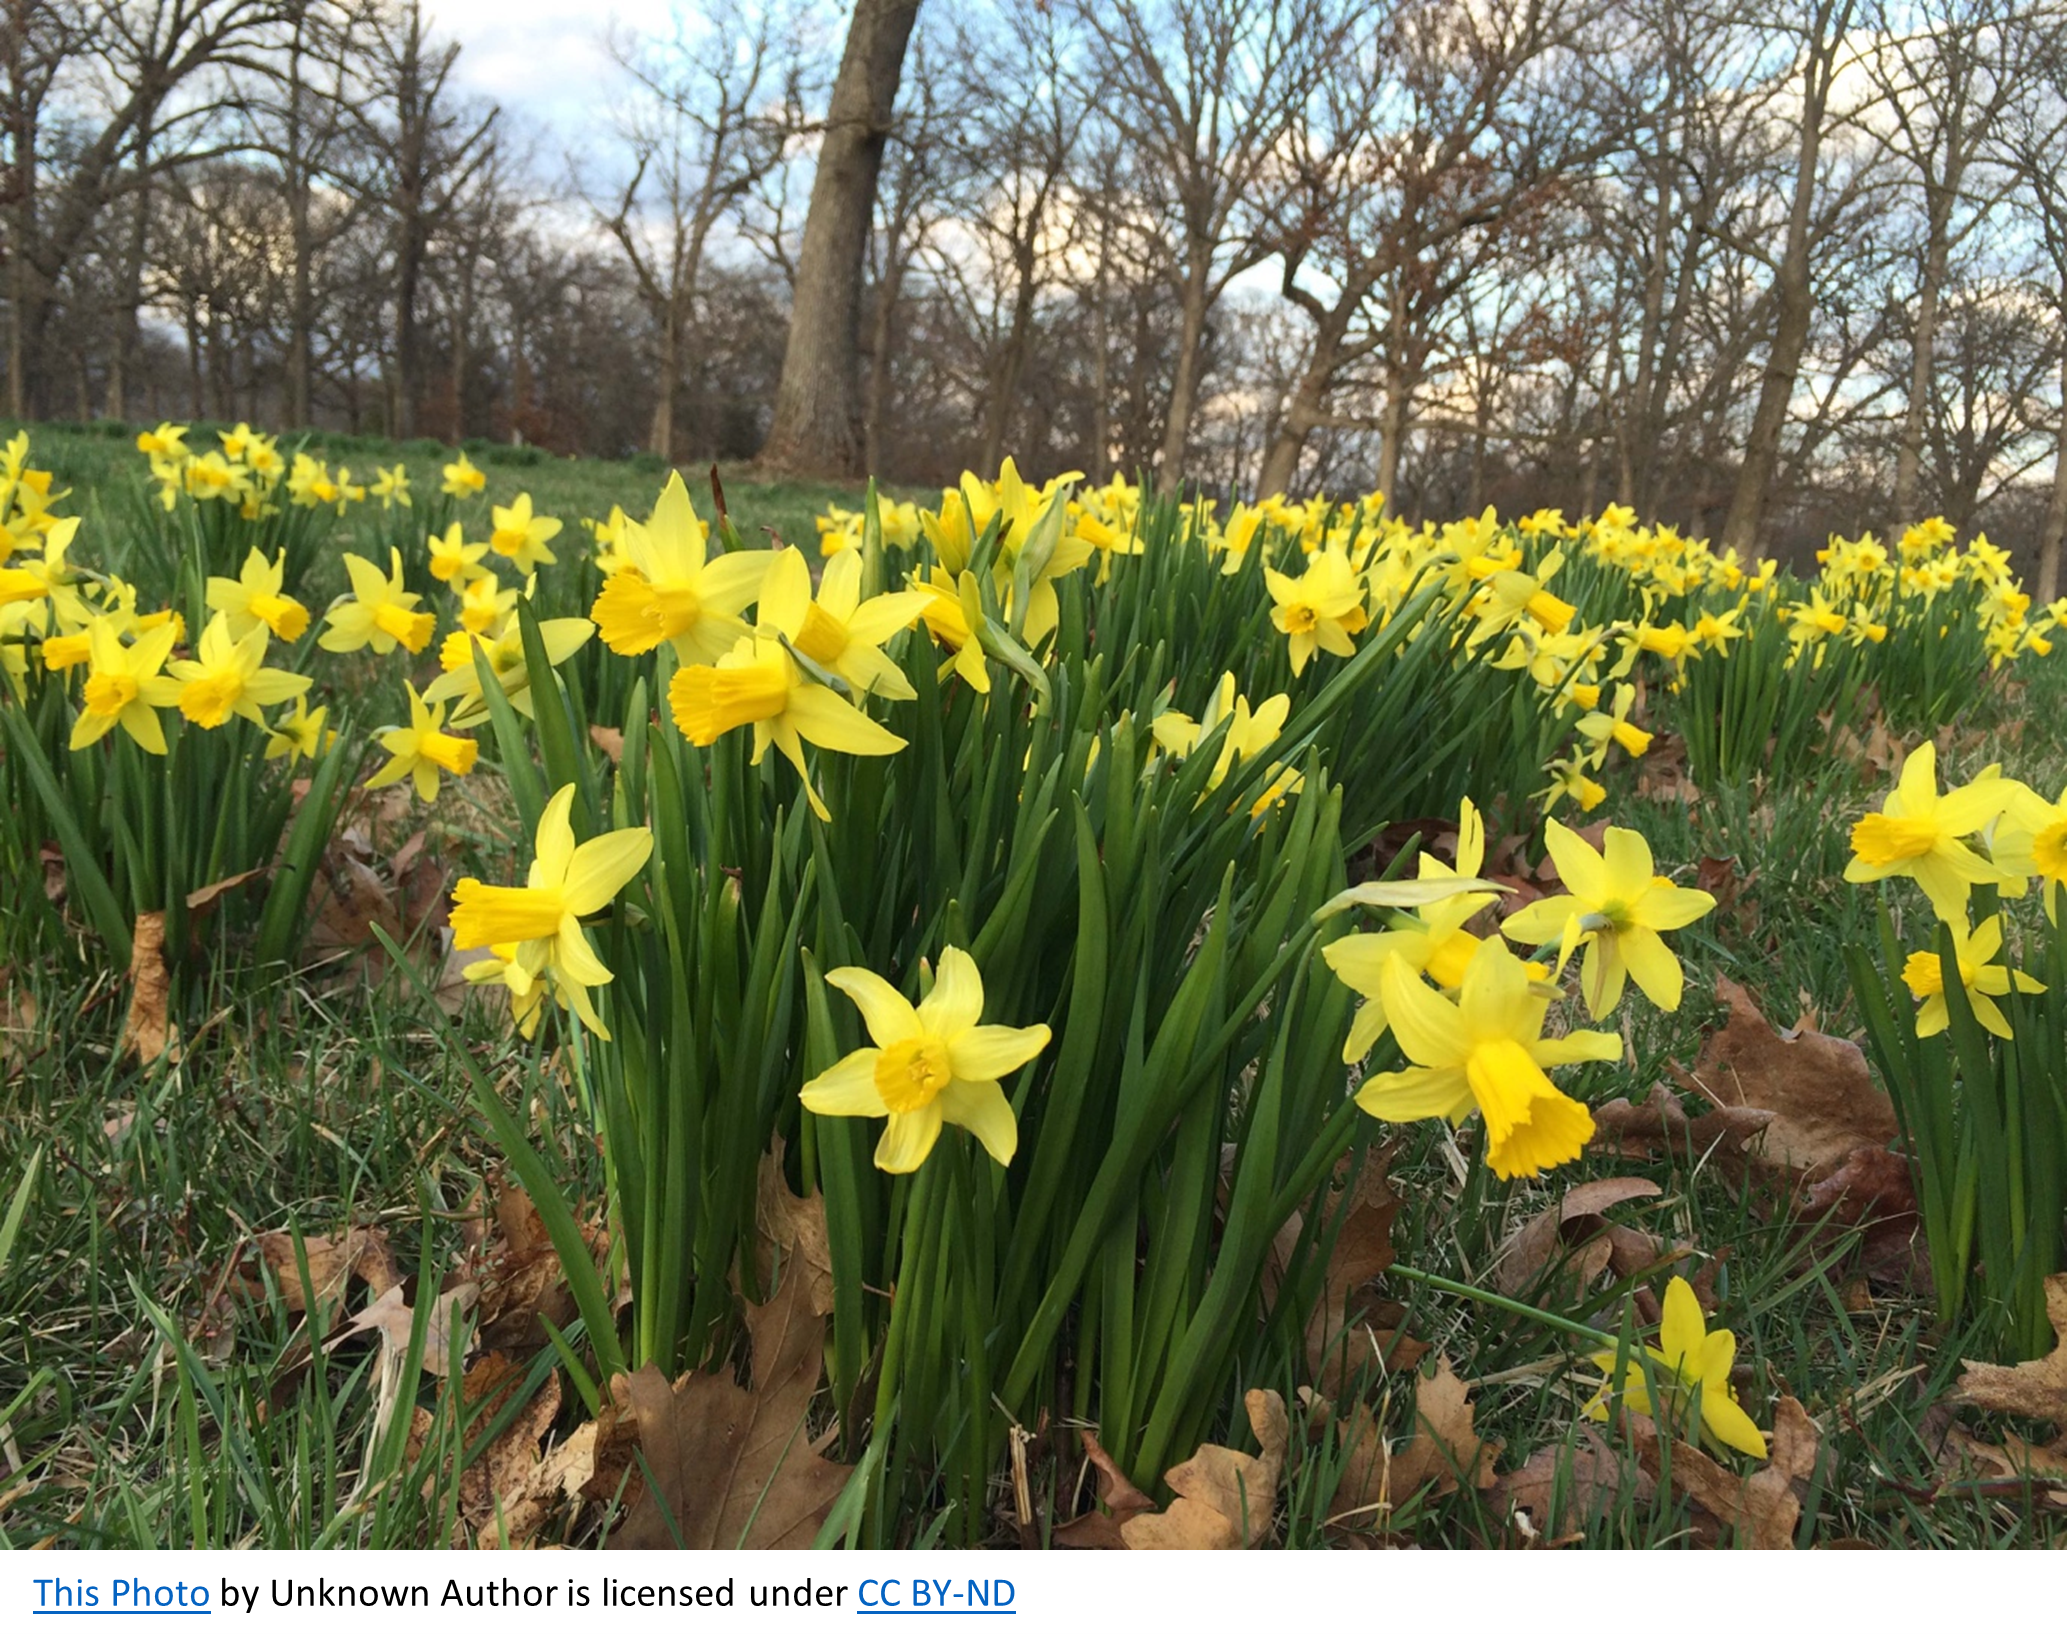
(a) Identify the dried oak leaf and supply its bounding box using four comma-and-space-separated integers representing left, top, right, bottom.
1625, 1393, 1818, 1549
474, 1179, 601, 1354
1672, 976, 1895, 1174
185, 867, 267, 920
1051, 1428, 1157, 1549
1300, 1153, 1418, 1396
1387, 1356, 1500, 1501
236, 1225, 400, 1320
1491, 1178, 1663, 1300
608, 1261, 851, 1548
754, 1139, 835, 1318
1591, 1082, 1773, 1166
1937, 1425, 2067, 1504
1, 982, 41, 1079
1952, 1273, 2067, 1424
1797, 1144, 1922, 1287
1496, 1426, 1653, 1537
329, 1280, 479, 1378
457, 1352, 565, 1546
1122, 1389, 1288, 1549
119, 911, 177, 1064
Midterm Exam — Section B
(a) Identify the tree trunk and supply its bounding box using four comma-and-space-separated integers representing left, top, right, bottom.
1721, 3, 1846, 557
1893, 181, 1959, 524
648, 303, 677, 459
1258, 300, 1356, 498
2040, 349, 2067, 605
862, 244, 904, 478
1155, 253, 1212, 495
1375, 369, 1409, 518
6, 2, 37, 422
1088, 262, 1110, 476
391, 3, 428, 440
978, 244, 1038, 474
108, 132, 150, 422
759, 0, 921, 478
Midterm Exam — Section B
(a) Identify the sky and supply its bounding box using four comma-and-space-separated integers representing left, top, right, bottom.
427, 0, 682, 146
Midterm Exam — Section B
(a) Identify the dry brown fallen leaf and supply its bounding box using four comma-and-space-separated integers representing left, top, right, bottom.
1385, 1356, 1500, 1501
1952, 1273, 2067, 1424
119, 911, 177, 1064
473, 1179, 605, 1355
755, 1139, 835, 1319
1292, 1152, 1425, 1395
235, 1226, 400, 1321
1937, 1425, 2067, 1506
608, 1260, 851, 1549
1673, 975, 1896, 1174
330, 1280, 479, 1378
1321, 1356, 1498, 1536
1625, 1393, 1818, 1548
1, 982, 41, 1079
1590, 1082, 1773, 1166
1050, 1428, 1157, 1549
589, 724, 625, 764
456, 1353, 566, 1545
1496, 1426, 1654, 1539
1121, 1389, 1289, 1549
1491, 1178, 1663, 1301
184, 866, 267, 920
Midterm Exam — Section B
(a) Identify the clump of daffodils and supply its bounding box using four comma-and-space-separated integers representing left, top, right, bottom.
1321, 801, 1715, 1179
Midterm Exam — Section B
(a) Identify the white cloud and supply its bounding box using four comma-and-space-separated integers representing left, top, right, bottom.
424, 0, 674, 139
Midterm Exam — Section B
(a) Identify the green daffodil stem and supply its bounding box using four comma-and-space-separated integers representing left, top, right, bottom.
1387, 1262, 1614, 1349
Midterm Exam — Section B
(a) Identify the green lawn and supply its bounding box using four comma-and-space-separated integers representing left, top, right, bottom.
4, 417, 876, 559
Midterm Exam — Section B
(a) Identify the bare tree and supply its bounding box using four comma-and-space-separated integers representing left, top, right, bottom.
595, 0, 805, 459
759, 0, 921, 476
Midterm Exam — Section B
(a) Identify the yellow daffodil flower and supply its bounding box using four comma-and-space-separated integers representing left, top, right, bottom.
372, 464, 412, 508
1575, 681, 1653, 760
264, 696, 332, 764
915, 566, 989, 692
366, 683, 478, 802
1500, 820, 1715, 1017
1587, 1277, 1767, 1459
428, 522, 489, 585
135, 422, 189, 460
590, 473, 777, 662
449, 785, 652, 1039
206, 547, 311, 642
442, 452, 487, 497
1901, 914, 2043, 1039
1843, 742, 2019, 922
756, 547, 931, 701
70, 620, 182, 753
487, 492, 561, 572
425, 612, 593, 727
1150, 671, 1301, 811
1356, 941, 1618, 1180
462, 943, 551, 1038
320, 549, 436, 655
1266, 547, 1368, 675
801, 946, 1051, 1172
1995, 778, 2067, 921
669, 631, 906, 820
167, 612, 311, 729
459, 571, 516, 634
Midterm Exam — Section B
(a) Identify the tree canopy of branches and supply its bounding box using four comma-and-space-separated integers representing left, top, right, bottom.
8, 0, 2067, 577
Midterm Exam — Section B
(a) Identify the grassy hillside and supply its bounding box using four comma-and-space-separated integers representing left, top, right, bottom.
1, 418, 876, 554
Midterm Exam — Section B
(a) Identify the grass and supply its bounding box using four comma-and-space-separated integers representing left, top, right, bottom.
3, 417, 875, 561
3, 422, 2065, 1547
